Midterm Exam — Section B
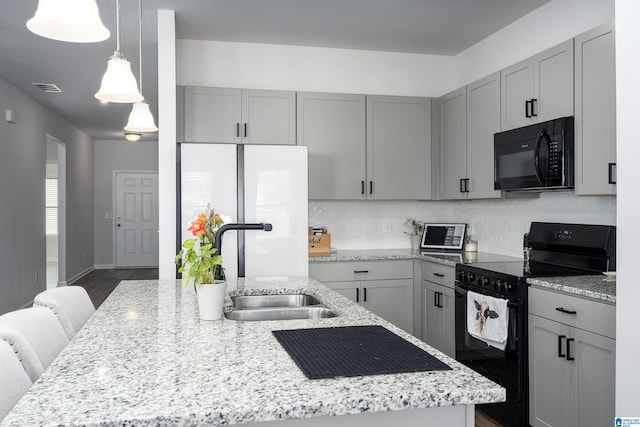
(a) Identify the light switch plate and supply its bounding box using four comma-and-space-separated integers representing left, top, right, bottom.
382, 219, 392, 233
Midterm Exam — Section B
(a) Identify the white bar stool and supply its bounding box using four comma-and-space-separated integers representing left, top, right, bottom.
0, 339, 32, 420
0, 307, 69, 382
34, 286, 96, 339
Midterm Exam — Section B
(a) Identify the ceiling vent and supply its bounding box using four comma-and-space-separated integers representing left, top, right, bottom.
32, 83, 61, 93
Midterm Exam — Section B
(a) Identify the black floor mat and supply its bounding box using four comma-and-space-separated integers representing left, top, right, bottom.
272, 325, 451, 379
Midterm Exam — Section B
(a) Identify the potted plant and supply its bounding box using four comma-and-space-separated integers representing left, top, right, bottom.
404, 218, 424, 250
175, 206, 227, 320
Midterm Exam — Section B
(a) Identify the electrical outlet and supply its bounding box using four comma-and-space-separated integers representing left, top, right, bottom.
382, 219, 392, 233
34, 271, 38, 283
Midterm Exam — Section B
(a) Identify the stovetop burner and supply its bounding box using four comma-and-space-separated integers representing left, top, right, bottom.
466, 260, 603, 279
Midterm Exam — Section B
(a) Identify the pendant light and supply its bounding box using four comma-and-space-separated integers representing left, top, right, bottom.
95, 0, 143, 103
26, 0, 110, 43
125, 0, 158, 132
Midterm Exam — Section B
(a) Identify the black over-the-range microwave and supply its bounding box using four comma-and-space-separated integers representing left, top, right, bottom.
494, 116, 574, 191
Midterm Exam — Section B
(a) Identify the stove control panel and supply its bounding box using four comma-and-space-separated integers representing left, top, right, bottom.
456, 268, 522, 299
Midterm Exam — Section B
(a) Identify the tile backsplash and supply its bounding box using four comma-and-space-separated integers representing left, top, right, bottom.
309, 192, 616, 258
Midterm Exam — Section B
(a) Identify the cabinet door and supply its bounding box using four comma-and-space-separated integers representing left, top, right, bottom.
241, 89, 296, 145
440, 286, 455, 358
366, 96, 431, 200
439, 87, 467, 199
323, 281, 358, 302
297, 92, 366, 199
466, 72, 502, 199
501, 57, 534, 131
570, 328, 615, 427
574, 22, 616, 195
421, 280, 443, 350
364, 279, 413, 334
533, 39, 574, 123
184, 87, 241, 143
529, 314, 570, 427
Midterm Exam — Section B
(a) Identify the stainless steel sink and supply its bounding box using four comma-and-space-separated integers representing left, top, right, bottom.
224, 306, 337, 321
231, 294, 322, 309
224, 293, 337, 321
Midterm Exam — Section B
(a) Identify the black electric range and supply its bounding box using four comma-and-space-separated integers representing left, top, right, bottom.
454, 222, 615, 427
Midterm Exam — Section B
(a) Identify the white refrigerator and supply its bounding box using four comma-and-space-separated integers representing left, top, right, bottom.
179, 144, 309, 278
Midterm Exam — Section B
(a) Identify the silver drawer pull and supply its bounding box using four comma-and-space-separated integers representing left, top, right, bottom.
354, 270, 369, 274
555, 307, 577, 315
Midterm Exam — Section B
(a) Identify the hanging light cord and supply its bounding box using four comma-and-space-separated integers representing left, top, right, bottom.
116, 0, 121, 51
138, 0, 143, 94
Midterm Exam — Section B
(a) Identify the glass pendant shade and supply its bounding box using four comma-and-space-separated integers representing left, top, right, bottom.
125, 101, 158, 132
95, 51, 144, 103
26, 0, 110, 43
124, 132, 142, 141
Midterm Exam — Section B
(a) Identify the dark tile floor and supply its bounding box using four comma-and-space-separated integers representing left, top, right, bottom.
75, 268, 159, 308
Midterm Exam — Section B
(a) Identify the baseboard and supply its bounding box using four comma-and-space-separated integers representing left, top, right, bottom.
94, 264, 115, 270
66, 266, 94, 285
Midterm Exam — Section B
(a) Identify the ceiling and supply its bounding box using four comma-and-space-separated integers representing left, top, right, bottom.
0, 0, 550, 140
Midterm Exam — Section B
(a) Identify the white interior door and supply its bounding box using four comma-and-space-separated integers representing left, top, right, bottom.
180, 144, 238, 278
115, 172, 159, 268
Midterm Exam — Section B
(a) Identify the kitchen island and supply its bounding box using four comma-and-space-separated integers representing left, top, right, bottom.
2, 277, 504, 426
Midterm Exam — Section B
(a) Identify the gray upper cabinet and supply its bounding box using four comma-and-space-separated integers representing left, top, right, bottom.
439, 73, 501, 200
501, 39, 574, 131
297, 92, 367, 199
466, 72, 502, 199
183, 87, 241, 143
439, 87, 467, 200
181, 87, 296, 145
574, 21, 616, 195
298, 92, 431, 200
366, 96, 431, 200
241, 89, 296, 145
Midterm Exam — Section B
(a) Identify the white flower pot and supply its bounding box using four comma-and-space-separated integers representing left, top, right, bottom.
195, 281, 227, 321
409, 235, 421, 250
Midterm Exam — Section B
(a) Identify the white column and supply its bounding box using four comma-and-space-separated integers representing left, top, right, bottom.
157, 10, 176, 279
615, 0, 640, 416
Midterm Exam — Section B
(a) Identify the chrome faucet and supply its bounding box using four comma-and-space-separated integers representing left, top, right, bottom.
213, 223, 273, 281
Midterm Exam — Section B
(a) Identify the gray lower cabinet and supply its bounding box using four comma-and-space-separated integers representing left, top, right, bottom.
309, 260, 414, 334
574, 21, 617, 195
528, 287, 615, 427
179, 86, 296, 144
439, 72, 501, 200
419, 261, 455, 357
501, 39, 574, 131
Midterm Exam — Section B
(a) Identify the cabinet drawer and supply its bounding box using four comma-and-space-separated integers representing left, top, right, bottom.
309, 260, 413, 282
421, 261, 455, 288
529, 286, 615, 339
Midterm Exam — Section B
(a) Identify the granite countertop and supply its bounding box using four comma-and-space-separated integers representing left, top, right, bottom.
2, 277, 505, 427
527, 274, 616, 304
309, 248, 520, 266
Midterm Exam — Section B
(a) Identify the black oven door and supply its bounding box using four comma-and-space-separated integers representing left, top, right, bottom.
455, 283, 527, 426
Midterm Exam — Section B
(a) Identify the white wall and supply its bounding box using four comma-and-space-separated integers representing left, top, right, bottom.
615, 0, 640, 415
310, 193, 616, 258
455, 0, 614, 88
0, 76, 94, 314
177, 40, 455, 97
93, 139, 158, 268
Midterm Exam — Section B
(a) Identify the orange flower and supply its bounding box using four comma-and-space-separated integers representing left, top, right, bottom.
187, 217, 206, 237
213, 213, 221, 223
